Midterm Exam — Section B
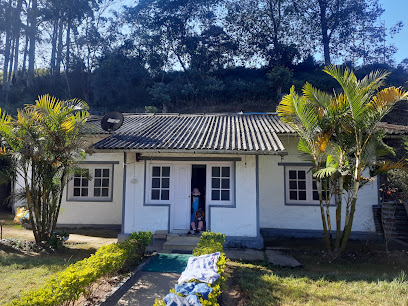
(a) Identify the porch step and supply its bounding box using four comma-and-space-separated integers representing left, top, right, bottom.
163, 236, 201, 251
153, 230, 168, 240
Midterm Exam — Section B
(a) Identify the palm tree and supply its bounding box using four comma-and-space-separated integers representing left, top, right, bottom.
278, 66, 408, 252
323, 65, 408, 251
278, 84, 334, 250
0, 95, 89, 243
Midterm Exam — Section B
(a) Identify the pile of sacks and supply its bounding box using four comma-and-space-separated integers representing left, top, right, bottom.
164, 252, 221, 306
14, 207, 29, 224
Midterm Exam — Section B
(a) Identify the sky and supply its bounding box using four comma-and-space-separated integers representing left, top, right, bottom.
379, 0, 408, 63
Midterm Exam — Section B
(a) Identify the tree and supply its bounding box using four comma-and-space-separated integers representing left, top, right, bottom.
27, 0, 37, 87
267, 66, 293, 99
295, 0, 390, 65
278, 66, 408, 252
225, 0, 301, 67
0, 94, 89, 243
91, 51, 151, 111
124, 0, 219, 77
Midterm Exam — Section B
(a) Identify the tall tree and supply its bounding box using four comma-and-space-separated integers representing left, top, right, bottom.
27, 0, 37, 87
295, 0, 388, 65
124, 0, 220, 77
225, 0, 301, 67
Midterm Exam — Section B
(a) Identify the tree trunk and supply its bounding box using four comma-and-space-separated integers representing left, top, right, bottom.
317, 178, 331, 250
335, 174, 344, 249
27, 0, 37, 88
50, 19, 58, 75
318, 0, 331, 65
22, 1, 30, 77
3, 0, 13, 93
65, 17, 71, 71
55, 16, 64, 76
267, 0, 282, 65
340, 157, 361, 251
12, 0, 23, 84
7, 37, 15, 85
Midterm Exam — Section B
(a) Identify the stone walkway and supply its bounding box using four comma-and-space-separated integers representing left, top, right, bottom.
114, 272, 179, 306
104, 247, 301, 305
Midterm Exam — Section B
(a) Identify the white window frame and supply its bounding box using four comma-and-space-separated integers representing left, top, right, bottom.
207, 163, 234, 205
146, 163, 172, 204
285, 166, 333, 205
67, 164, 114, 202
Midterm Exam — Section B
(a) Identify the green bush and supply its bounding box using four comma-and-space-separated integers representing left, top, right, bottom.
154, 232, 227, 306
46, 231, 69, 249
8, 231, 152, 306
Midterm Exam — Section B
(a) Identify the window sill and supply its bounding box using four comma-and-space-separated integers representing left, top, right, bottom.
285, 203, 335, 207
67, 198, 113, 202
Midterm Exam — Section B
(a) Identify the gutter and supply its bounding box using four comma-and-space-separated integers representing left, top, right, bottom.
91, 148, 289, 156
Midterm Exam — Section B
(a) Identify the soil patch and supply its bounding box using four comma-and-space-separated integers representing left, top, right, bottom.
220, 263, 248, 306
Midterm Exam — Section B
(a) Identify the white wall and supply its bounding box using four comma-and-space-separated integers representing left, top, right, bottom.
210, 155, 257, 237
259, 135, 377, 232
58, 152, 124, 225
123, 153, 169, 233
123, 153, 258, 237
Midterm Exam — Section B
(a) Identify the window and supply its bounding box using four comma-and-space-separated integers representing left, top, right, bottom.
285, 166, 331, 205
211, 166, 231, 202
72, 169, 90, 197
151, 166, 170, 201
68, 164, 113, 201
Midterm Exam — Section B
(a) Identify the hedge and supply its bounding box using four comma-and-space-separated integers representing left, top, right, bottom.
8, 231, 153, 306
154, 232, 228, 306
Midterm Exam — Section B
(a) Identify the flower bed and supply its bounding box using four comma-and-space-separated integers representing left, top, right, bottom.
154, 232, 228, 306
8, 231, 152, 306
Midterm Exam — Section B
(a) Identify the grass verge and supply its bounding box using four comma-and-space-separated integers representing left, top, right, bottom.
231, 257, 408, 306
0, 247, 95, 305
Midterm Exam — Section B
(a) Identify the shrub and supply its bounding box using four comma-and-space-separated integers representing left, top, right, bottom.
154, 232, 227, 306
46, 231, 69, 249
8, 231, 152, 306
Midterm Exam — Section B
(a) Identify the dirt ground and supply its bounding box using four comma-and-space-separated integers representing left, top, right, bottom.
0, 210, 119, 248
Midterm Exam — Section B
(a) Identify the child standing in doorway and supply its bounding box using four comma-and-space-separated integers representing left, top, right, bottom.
189, 188, 204, 234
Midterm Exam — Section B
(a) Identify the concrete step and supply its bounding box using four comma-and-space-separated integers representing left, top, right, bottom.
163, 236, 200, 251
153, 230, 168, 240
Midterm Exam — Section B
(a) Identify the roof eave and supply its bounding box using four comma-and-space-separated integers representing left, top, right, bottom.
91, 148, 289, 156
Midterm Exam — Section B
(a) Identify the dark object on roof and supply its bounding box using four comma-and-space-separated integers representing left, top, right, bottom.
91, 113, 295, 154
100, 112, 124, 132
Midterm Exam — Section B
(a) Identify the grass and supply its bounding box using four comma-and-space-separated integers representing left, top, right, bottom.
0, 247, 96, 304
231, 251, 408, 306
0, 209, 119, 305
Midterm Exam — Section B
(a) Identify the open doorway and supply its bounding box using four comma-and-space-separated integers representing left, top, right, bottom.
191, 165, 206, 230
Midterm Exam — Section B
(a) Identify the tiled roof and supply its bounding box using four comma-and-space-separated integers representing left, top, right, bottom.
377, 122, 408, 135
91, 113, 294, 154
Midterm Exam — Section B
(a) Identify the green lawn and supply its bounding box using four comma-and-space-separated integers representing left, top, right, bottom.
0, 210, 117, 305
231, 255, 408, 306
0, 246, 96, 304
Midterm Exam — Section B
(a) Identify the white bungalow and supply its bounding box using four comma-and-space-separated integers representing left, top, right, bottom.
15, 113, 384, 248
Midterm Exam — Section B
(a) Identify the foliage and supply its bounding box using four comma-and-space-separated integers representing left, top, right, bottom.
0, 0, 407, 115
154, 232, 227, 306
46, 231, 69, 249
0, 95, 90, 244
8, 231, 152, 306
294, 0, 398, 65
268, 66, 293, 99
145, 106, 159, 113
278, 66, 408, 252
91, 52, 151, 112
